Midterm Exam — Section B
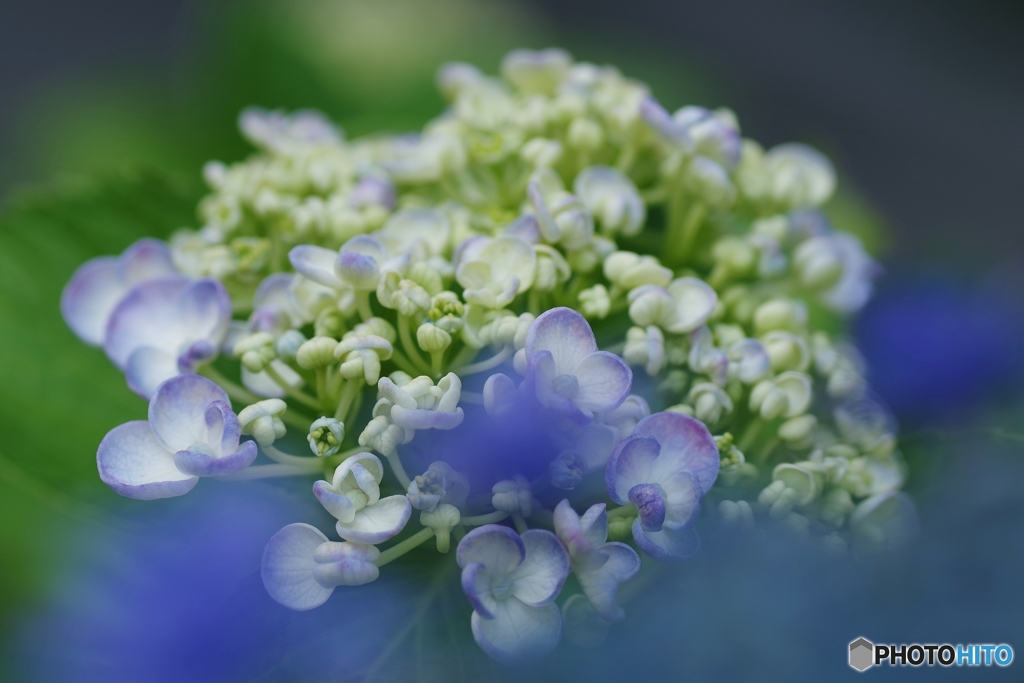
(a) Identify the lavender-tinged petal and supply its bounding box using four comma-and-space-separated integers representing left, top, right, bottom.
97, 421, 197, 500
664, 277, 718, 334
633, 411, 720, 493
119, 238, 177, 281
261, 523, 334, 611
103, 277, 192, 367
525, 307, 598, 375
461, 562, 497, 619
576, 542, 641, 622
289, 245, 343, 289
639, 95, 692, 149
253, 272, 296, 313
348, 176, 396, 210
471, 599, 562, 664
632, 519, 701, 562
313, 481, 357, 523
125, 346, 179, 399
312, 542, 381, 587
173, 439, 258, 477
572, 351, 632, 413
148, 374, 231, 453
61, 257, 125, 346
553, 499, 592, 558
578, 503, 609, 548
177, 279, 232, 345
335, 495, 411, 544
456, 524, 526, 574
526, 351, 593, 423
660, 469, 703, 527
510, 529, 570, 606
628, 483, 666, 532
604, 434, 661, 504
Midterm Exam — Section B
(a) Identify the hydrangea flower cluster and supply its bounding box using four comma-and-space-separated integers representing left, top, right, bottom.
63, 48, 915, 662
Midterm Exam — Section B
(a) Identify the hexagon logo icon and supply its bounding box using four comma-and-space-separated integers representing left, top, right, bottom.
849, 637, 874, 672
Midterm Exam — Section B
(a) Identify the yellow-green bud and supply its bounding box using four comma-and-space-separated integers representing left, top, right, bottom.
417, 322, 452, 353
297, 336, 339, 369
420, 504, 461, 553
753, 298, 807, 335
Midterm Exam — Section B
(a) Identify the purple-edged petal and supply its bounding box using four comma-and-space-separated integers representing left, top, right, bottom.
61, 239, 177, 346
174, 439, 257, 477
456, 524, 526, 574
629, 483, 666, 532
526, 351, 591, 423
104, 277, 230, 371
632, 519, 701, 562
633, 411, 720, 493
148, 374, 231, 454
97, 421, 197, 500
510, 529, 570, 606
471, 599, 561, 664
335, 495, 411, 544
289, 245, 343, 289
313, 481, 357, 523
605, 434, 661, 504
525, 307, 598, 375
639, 95, 692, 148
461, 562, 497, 619
572, 351, 632, 413
261, 523, 334, 611
576, 542, 641, 622
554, 500, 595, 557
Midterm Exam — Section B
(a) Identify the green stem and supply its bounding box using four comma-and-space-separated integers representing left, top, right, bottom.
375, 527, 436, 566
737, 417, 765, 454
216, 464, 317, 481
456, 346, 513, 376
430, 349, 444, 378
511, 513, 529, 534
386, 452, 412, 490
398, 315, 432, 375
355, 290, 374, 321
389, 349, 423, 377
461, 510, 509, 526
607, 504, 637, 519
200, 364, 261, 405
460, 391, 484, 405
449, 344, 480, 370
262, 444, 322, 470
264, 364, 323, 412
333, 379, 362, 421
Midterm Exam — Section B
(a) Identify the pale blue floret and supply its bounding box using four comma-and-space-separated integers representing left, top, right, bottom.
553, 500, 640, 622
60, 238, 179, 347
313, 452, 412, 544
96, 374, 257, 499
605, 411, 719, 561
261, 523, 379, 611
456, 524, 570, 663
522, 307, 632, 424
102, 276, 232, 398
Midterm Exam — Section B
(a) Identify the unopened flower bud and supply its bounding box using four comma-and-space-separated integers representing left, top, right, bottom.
712, 237, 757, 276
793, 236, 843, 289
778, 414, 817, 444
578, 284, 611, 319
297, 336, 339, 369
417, 322, 452, 353
275, 330, 307, 362
492, 475, 532, 517
718, 499, 754, 527
762, 330, 809, 372
603, 251, 672, 289
753, 298, 807, 335
521, 137, 564, 167
420, 504, 461, 553
308, 417, 345, 457
238, 398, 287, 446
235, 332, 276, 373
567, 117, 604, 150
607, 516, 634, 542
549, 450, 587, 490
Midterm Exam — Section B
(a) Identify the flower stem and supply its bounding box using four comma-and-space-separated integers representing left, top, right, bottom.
356, 290, 374, 321
200, 364, 260, 404
375, 527, 435, 567
386, 452, 412, 490
262, 444, 322, 470
461, 510, 509, 526
737, 417, 765, 454
456, 346, 513, 376
216, 464, 317, 481
264, 364, 323, 412
511, 513, 529, 534
398, 315, 432, 375
333, 379, 362, 421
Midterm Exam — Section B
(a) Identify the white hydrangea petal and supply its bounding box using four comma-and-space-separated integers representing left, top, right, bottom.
664, 277, 718, 333
456, 524, 526, 574
483, 236, 536, 292
97, 421, 197, 500
148, 374, 231, 453
660, 469, 703, 527
377, 208, 451, 258
312, 542, 381, 587
177, 279, 233, 344
261, 523, 334, 611
820, 233, 878, 313
525, 307, 598, 375
335, 495, 412, 544
471, 599, 561, 664
103, 277, 192, 367
125, 346, 180, 399
510, 529, 570, 606
605, 435, 661, 504
289, 245, 343, 289
634, 412, 720, 493
572, 352, 632, 413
